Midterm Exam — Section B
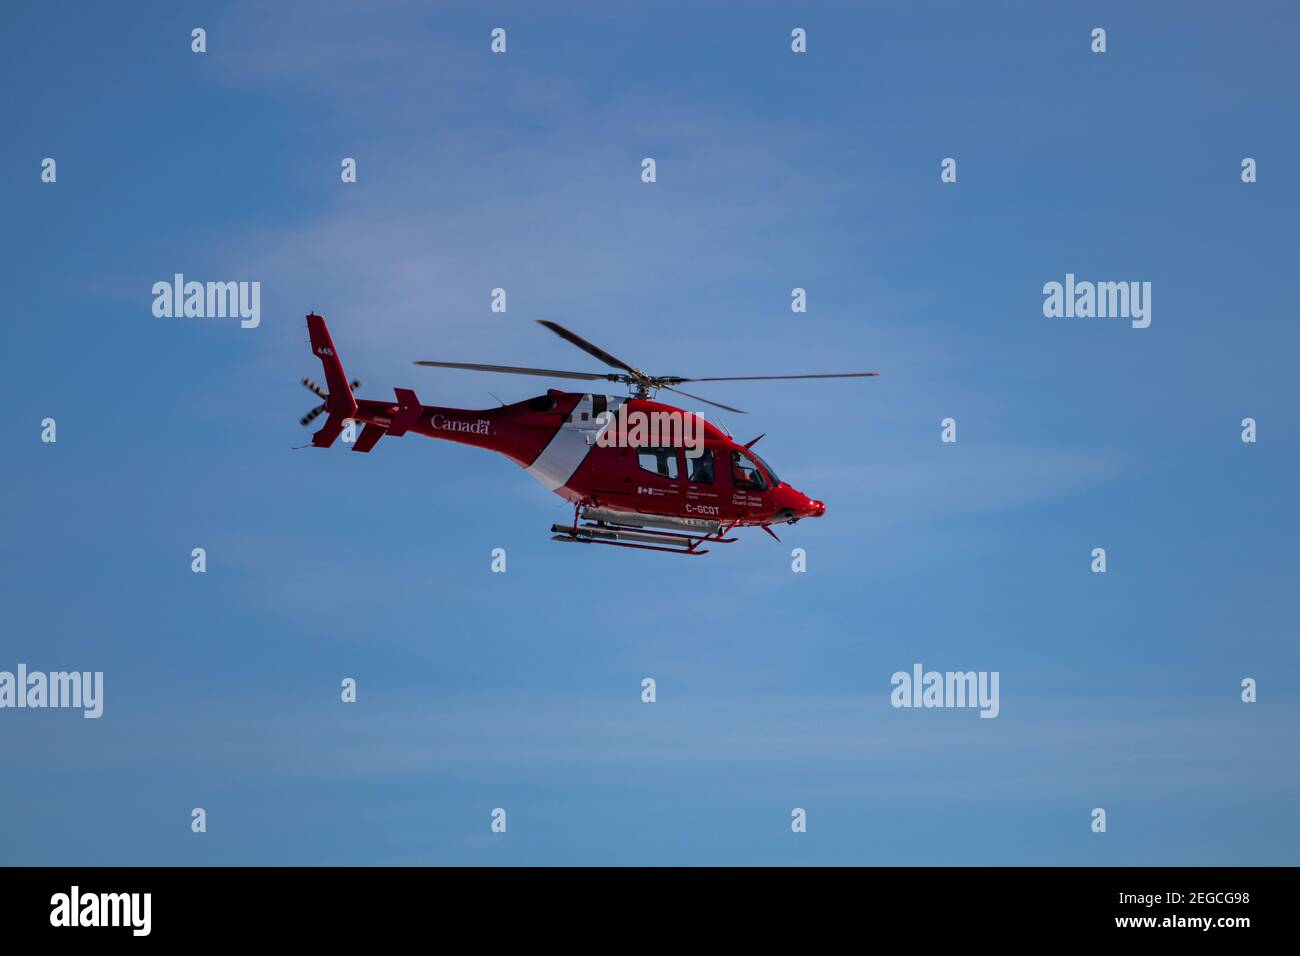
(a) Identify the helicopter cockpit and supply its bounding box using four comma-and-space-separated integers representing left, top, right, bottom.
730, 449, 780, 491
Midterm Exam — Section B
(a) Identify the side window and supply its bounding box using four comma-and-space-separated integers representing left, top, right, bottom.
637, 448, 679, 479
687, 449, 715, 484
730, 450, 768, 491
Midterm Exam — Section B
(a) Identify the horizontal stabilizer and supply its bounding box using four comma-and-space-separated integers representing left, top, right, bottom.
353, 423, 386, 453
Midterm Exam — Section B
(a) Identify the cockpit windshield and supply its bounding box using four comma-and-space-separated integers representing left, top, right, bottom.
730, 449, 781, 491
750, 451, 780, 487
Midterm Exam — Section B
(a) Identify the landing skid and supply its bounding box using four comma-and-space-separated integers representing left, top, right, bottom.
550, 516, 738, 556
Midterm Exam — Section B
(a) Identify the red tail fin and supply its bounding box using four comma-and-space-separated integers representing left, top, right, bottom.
305, 313, 357, 448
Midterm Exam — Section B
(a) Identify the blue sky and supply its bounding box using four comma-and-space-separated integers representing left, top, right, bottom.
2, 0, 1297, 865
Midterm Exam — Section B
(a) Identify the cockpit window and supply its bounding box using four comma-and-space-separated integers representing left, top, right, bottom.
730, 450, 768, 491
750, 451, 780, 487
638, 448, 679, 479
687, 449, 715, 484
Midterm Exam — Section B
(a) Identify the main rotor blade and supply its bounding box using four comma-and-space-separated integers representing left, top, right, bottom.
535, 321, 648, 380
414, 359, 620, 383
674, 372, 880, 383
660, 385, 748, 415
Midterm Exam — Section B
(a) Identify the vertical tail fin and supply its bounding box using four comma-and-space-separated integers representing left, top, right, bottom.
305, 313, 358, 448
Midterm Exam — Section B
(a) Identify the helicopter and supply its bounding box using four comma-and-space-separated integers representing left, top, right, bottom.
299, 313, 877, 555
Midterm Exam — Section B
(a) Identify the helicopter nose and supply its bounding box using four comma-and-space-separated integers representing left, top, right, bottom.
809, 499, 826, 517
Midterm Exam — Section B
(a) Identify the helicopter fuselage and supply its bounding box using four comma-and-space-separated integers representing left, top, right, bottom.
346, 389, 825, 529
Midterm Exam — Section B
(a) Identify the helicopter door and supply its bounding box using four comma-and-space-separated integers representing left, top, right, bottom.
631, 446, 683, 508
683, 447, 723, 520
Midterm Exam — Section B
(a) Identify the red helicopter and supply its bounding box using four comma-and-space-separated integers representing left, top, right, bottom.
299, 313, 877, 555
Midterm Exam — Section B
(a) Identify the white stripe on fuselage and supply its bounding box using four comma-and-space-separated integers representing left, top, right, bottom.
525, 395, 624, 493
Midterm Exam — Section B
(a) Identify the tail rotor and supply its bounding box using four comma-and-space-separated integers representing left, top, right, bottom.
299, 376, 359, 428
